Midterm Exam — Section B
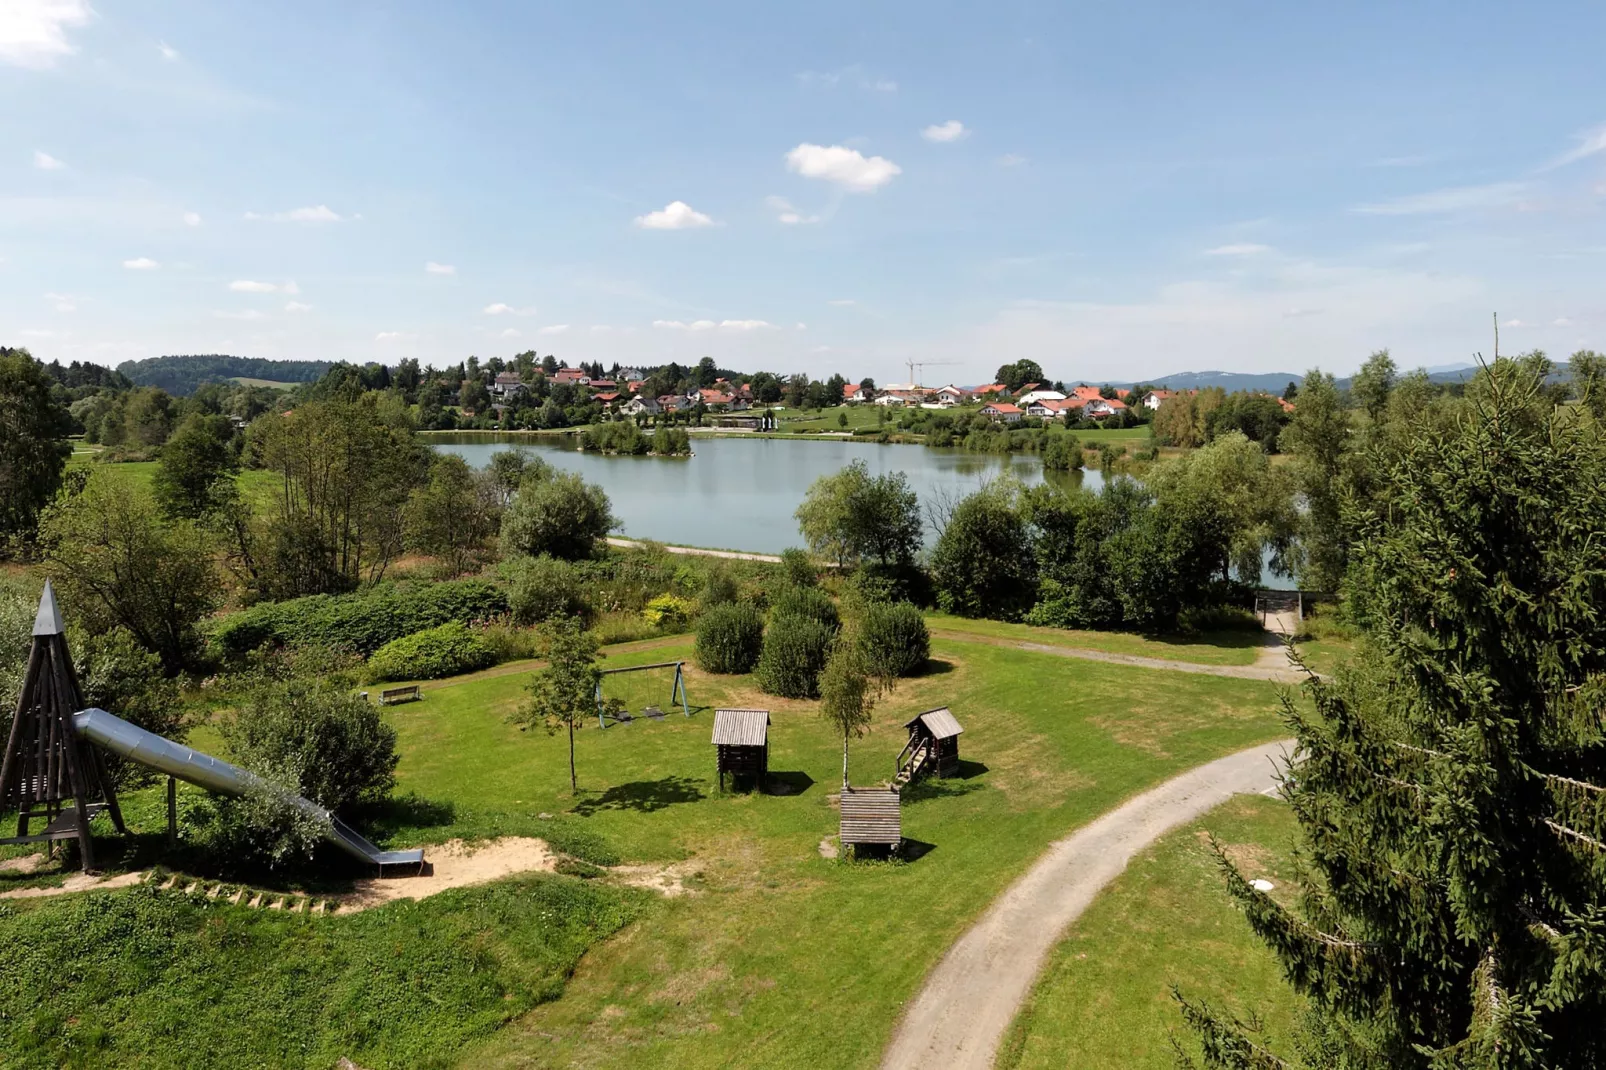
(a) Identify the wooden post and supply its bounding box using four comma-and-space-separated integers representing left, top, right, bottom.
167, 776, 178, 847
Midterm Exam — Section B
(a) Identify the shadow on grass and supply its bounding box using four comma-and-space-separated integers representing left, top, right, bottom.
347, 793, 458, 842
901, 776, 986, 805
1146, 627, 1264, 654
914, 658, 956, 677
570, 775, 706, 816
766, 771, 815, 796
898, 838, 937, 862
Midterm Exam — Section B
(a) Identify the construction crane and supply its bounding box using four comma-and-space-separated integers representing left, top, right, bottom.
905, 360, 958, 390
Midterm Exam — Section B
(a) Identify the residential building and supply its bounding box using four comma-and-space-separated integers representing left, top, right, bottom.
492, 372, 526, 398
553, 367, 590, 385
593, 392, 621, 404
934, 385, 968, 406
973, 383, 1008, 396
621, 395, 661, 416
1018, 389, 1067, 407
1026, 399, 1073, 419
845, 383, 871, 403
980, 402, 1024, 423
589, 379, 618, 391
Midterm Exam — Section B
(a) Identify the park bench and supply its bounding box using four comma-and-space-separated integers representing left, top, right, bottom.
378, 685, 420, 706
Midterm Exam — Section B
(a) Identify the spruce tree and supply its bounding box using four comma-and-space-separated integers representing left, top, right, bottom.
1180, 360, 1606, 1068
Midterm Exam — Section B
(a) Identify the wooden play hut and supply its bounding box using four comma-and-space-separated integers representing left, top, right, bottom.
711, 708, 769, 790
900, 707, 964, 780
839, 788, 902, 853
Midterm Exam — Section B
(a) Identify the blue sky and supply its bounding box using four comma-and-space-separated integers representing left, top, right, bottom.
4, 0, 1606, 384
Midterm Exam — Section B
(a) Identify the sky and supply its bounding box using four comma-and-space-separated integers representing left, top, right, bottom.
4, 0, 1606, 385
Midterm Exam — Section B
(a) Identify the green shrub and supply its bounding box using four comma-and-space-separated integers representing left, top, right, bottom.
857, 601, 930, 678
754, 616, 835, 698
503, 555, 591, 624
211, 579, 508, 659
651, 426, 691, 455
694, 602, 764, 674
590, 611, 660, 645
500, 472, 616, 561
1041, 432, 1082, 471
700, 565, 739, 607
640, 593, 694, 630
366, 622, 496, 682
845, 562, 932, 608
769, 585, 840, 631
581, 421, 648, 455
779, 547, 817, 587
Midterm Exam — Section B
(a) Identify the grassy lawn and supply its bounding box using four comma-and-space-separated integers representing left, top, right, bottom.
927, 613, 1265, 667
773, 404, 886, 432
1074, 425, 1154, 444
66, 457, 279, 506
3, 630, 1287, 1068
997, 793, 1306, 1070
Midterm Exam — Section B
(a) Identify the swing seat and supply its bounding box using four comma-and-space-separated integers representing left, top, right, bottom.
642, 706, 665, 719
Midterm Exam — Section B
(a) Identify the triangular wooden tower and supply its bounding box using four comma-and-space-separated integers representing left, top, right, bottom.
0, 581, 125, 871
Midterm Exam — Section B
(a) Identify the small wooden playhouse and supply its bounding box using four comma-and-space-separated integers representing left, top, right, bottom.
896, 706, 964, 785
711, 708, 769, 791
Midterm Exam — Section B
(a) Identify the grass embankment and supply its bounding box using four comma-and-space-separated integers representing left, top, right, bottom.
4, 629, 1288, 1068
928, 613, 1265, 667
998, 793, 1306, 1069
66, 456, 280, 507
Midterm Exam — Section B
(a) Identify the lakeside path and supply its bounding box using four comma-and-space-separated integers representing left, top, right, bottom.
928, 628, 1313, 684
880, 739, 1297, 1070
604, 537, 784, 562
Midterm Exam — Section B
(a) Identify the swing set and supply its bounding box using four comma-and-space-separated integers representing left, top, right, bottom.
595, 661, 692, 728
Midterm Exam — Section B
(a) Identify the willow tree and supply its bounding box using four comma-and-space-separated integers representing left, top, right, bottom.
1180, 360, 1606, 1068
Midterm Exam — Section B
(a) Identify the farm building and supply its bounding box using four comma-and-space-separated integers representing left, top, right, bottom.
839, 788, 902, 853
901, 707, 964, 780
711, 708, 770, 791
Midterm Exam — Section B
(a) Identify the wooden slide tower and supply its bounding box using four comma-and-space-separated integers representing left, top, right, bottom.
0, 581, 126, 871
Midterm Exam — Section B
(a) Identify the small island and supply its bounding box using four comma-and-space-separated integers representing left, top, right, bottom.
580, 421, 692, 456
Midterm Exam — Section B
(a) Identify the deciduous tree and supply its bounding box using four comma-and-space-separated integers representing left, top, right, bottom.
0, 347, 73, 546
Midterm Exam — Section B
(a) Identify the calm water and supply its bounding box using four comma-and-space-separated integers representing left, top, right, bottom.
428, 433, 1100, 553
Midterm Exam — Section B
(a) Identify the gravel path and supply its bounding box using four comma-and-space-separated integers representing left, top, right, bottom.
880, 739, 1296, 1070
930, 629, 1311, 683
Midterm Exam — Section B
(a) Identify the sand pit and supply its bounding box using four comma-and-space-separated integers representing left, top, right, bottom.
336, 836, 556, 911
0, 867, 144, 900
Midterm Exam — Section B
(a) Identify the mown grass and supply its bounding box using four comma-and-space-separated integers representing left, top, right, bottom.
998, 793, 1306, 1069
66, 457, 280, 506
0, 874, 645, 1070
927, 612, 1265, 666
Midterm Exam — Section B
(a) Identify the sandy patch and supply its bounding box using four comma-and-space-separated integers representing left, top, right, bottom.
818, 837, 839, 859
609, 860, 697, 898
0, 869, 144, 900
0, 852, 47, 875
336, 837, 556, 911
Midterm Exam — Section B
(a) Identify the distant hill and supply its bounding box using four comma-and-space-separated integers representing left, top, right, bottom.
1124, 370, 1303, 393
117, 355, 332, 395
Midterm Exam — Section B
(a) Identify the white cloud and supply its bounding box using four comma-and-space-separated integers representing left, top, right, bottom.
483, 302, 535, 316
766, 195, 823, 225
123, 257, 159, 270
0, 0, 91, 69
794, 322, 807, 331
182, 211, 201, 227
1541, 123, 1606, 171
922, 120, 969, 143
245, 205, 345, 223
374, 331, 412, 341
653, 318, 776, 331
1503, 318, 1527, 327
498, 328, 520, 339
634, 200, 717, 229
214, 309, 268, 321
229, 279, 299, 294
1204, 243, 1273, 256
796, 66, 897, 92
997, 153, 1028, 167
1553, 317, 1573, 326
158, 40, 179, 61
539, 324, 570, 335
1353, 182, 1526, 215
785, 143, 901, 192
284, 301, 312, 313
424, 261, 455, 275
33, 150, 63, 170
828, 299, 856, 306
45, 292, 73, 312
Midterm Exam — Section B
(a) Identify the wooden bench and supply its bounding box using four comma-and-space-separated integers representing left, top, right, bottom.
378, 685, 420, 706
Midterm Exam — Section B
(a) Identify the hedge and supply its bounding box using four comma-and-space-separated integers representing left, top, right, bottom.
694, 603, 764, 674
365, 622, 496, 682
211, 580, 508, 659
858, 601, 930, 678
768, 586, 840, 631
754, 616, 835, 699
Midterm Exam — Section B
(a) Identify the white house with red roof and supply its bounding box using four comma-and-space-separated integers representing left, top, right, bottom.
980, 401, 1024, 423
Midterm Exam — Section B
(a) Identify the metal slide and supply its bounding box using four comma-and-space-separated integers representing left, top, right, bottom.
73, 707, 424, 872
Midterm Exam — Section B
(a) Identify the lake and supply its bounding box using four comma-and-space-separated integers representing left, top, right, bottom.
427, 432, 1294, 587
428, 433, 1100, 553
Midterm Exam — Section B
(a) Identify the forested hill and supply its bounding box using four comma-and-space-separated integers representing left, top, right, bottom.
116, 355, 332, 395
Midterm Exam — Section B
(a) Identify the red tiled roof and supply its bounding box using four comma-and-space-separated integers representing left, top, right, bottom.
974, 383, 1007, 394
594, 392, 621, 402
982, 402, 1023, 414
1071, 385, 1104, 400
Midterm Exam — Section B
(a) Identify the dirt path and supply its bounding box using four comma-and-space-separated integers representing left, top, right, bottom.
930, 629, 1312, 683
880, 739, 1296, 1070
605, 537, 784, 563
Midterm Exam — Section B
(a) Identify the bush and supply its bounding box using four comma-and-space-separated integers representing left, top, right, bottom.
857, 601, 930, 678
929, 483, 1037, 620
779, 547, 817, 587
581, 421, 648, 455
503, 555, 591, 624
640, 593, 694, 630
366, 621, 496, 682
769, 585, 840, 631
694, 602, 764, 674
222, 677, 399, 812
651, 426, 691, 456
754, 616, 835, 698
211, 579, 508, 659
700, 565, 739, 607
1041, 432, 1082, 471
74, 626, 185, 787
500, 472, 616, 561
845, 561, 932, 608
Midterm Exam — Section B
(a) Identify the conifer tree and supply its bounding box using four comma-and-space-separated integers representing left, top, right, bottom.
1179, 360, 1606, 1068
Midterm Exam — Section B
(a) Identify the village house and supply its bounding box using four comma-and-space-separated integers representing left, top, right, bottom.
875, 390, 918, 407
491, 372, 526, 399
553, 367, 590, 386
588, 379, 618, 392
593, 391, 621, 405
1018, 388, 1066, 407
1083, 397, 1128, 418
657, 394, 688, 412
1026, 399, 1075, 419
972, 383, 1008, 397
845, 382, 872, 403
934, 385, 968, 406
980, 401, 1024, 424
1069, 384, 1105, 402
620, 395, 661, 416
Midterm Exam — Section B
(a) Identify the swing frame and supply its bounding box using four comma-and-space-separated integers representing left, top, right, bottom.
594, 661, 691, 728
